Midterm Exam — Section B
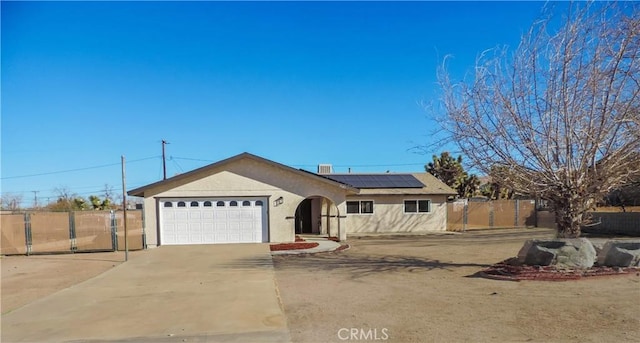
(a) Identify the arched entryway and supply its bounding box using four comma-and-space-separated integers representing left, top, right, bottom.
294, 196, 340, 237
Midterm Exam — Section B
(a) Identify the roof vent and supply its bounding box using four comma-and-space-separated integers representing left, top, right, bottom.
318, 164, 333, 174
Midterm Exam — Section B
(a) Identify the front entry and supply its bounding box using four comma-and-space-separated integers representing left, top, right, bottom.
295, 199, 313, 234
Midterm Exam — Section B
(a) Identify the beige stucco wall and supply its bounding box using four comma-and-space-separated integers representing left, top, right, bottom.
345, 194, 448, 233
140, 158, 350, 246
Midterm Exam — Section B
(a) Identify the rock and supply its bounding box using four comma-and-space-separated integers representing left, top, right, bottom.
597, 241, 640, 267
517, 238, 597, 269
556, 239, 597, 269
590, 241, 605, 256
524, 245, 555, 266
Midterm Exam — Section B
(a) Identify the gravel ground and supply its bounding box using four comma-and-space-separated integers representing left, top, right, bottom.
273, 228, 640, 343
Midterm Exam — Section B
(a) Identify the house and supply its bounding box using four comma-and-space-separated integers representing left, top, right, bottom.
128, 152, 456, 247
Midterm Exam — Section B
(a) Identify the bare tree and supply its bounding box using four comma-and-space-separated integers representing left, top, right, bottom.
436, 2, 640, 237
102, 184, 115, 201
1, 193, 23, 211
48, 186, 87, 211
53, 186, 74, 202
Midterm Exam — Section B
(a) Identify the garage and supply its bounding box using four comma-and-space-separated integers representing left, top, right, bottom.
129, 153, 358, 246
160, 198, 268, 245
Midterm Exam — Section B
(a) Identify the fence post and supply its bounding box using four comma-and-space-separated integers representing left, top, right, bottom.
110, 210, 118, 251
515, 199, 520, 228
462, 200, 468, 232
489, 202, 494, 227
534, 198, 539, 228
69, 211, 77, 252
141, 209, 147, 249
24, 212, 32, 256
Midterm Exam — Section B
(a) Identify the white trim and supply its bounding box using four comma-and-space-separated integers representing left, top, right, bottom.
158, 196, 268, 244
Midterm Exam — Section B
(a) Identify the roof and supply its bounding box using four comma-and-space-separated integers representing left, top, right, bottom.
127, 152, 456, 197
355, 173, 457, 195
127, 152, 359, 197
324, 174, 424, 189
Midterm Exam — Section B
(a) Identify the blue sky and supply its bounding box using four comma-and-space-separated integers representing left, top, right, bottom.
2, 1, 552, 207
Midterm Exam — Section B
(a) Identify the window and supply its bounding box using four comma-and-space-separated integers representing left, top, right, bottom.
255, 200, 263, 206
164, 202, 173, 207
242, 200, 251, 207
418, 200, 431, 213
360, 201, 374, 214
346, 200, 374, 214
177, 201, 186, 207
404, 201, 417, 213
230, 201, 238, 207
404, 200, 431, 213
203, 201, 212, 207
346, 201, 360, 214
190, 201, 199, 207
216, 201, 225, 207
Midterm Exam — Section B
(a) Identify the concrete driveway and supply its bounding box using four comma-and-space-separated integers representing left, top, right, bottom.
1, 244, 290, 343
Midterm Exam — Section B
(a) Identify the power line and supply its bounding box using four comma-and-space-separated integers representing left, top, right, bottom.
1, 156, 160, 180
10, 181, 156, 199
4, 184, 123, 195
171, 156, 216, 163
333, 163, 426, 168
169, 156, 185, 173
1, 162, 121, 180
6, 182, 151, 202
1, 153, 425, 193
169, 156, 425, 168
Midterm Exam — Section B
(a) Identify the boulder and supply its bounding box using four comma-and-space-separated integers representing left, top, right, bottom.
517, 238, 597, 269
597, 241, 640, 267
517, 241, 555, 265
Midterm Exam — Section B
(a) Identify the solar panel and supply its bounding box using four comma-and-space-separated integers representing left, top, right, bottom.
326, 174, 424, 189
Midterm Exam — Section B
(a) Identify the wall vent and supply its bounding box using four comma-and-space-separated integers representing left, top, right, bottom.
318, 164, 333, 174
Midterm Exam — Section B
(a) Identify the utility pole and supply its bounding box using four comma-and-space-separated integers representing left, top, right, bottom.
162, 139, 169, 180
32, 191, 39, 209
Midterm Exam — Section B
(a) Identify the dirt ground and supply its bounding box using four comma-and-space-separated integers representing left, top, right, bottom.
1, 251, 126, 314
2, 229, 638, 343
273, 228, 640, 343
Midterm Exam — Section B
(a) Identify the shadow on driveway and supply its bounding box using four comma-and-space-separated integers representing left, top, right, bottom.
232, 228, 555, 280
347, 228, 556, 247
226, 252, 492, 280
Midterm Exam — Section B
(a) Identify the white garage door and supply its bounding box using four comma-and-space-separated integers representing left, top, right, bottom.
160, 198, 267, 245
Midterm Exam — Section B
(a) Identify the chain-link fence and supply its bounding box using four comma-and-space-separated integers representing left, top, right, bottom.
448, 200, 640, 236
447, 199, 536, 231
1, 210, 144, 255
